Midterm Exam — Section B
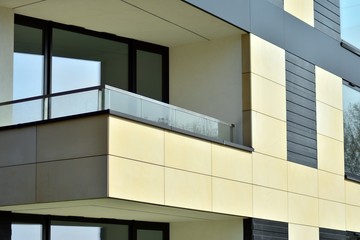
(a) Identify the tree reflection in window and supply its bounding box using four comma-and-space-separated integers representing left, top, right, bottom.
343, 84, 360, 177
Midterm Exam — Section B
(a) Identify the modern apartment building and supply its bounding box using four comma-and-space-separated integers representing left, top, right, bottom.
0, 0, 359, 239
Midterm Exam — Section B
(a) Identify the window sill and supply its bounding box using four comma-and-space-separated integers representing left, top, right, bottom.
345, 172, 360, 183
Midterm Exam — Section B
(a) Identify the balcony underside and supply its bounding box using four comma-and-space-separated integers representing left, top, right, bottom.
0, 198, 242, 222
0, 0, 244, 46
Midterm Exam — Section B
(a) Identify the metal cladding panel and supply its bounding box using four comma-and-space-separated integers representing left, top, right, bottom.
314, 0, 340, 40
244, 218, 288, 240
286, 51, 317, 168
320, 228, 347, 240
184, 0, 250, 30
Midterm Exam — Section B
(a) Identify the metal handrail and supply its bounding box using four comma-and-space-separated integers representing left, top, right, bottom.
0, 85, 235, 142
0, 86, 102, 107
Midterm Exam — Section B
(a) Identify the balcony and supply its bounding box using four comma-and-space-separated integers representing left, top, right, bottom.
0, 85, 235, 143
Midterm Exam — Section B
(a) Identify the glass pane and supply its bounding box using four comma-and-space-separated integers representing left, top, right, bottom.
12, 224, 42, 240
340, 0, 360, 49
136, 50, 162, 101
141, 99, 171, 125
343, 84, 360, 177
0, 99, 43, 127
13, 24, 44, 100
52, 56, 101, 93
105, 88, 141, 117
50, 90, 99, 118
52, 28, 128, 93
51, 221, 128, 240
137, 229, 163, 240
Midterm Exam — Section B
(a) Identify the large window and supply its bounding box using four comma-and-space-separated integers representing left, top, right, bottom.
343, 82, 360, 180
340, 0, 360, 50
8, 213, 168, 240
13, 15, 168, 104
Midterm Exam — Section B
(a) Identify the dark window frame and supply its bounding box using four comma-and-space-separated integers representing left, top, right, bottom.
343, 79, 360, 183
6, 211, 169, 240
14, 14, 169, 103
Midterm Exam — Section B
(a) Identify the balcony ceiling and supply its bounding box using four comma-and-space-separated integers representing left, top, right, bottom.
0, 198, 242, 222
0, 0, 244, 46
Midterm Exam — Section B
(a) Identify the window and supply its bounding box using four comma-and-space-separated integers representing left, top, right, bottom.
340, 0, 360, 51
7, 213, 169, 240
13, 15, 168, 104
343, 82, 360, 180
11, 224, 42, 240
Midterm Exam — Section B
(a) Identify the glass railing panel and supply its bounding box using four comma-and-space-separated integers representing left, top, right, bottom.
141, 99, 172, 126
104, 88, 141, 118
173, 109, 208, 136
104, 85, 234, 142
50, 90, 99, 118
0, 99, 43, 127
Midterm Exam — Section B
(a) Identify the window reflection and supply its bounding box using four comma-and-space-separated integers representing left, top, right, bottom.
12, 224, 42, 240
51, 221, 128, 240
137, 229, 163, 240
51, 56, 101, 93
51, 28, 128, 93
343, 84, 360, 177
340, 0, 360, 49
13, 24, 44, 101
136, 50, 163, 101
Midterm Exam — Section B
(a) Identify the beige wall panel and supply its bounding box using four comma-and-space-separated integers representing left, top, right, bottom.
169, 35, 243, 128
250, 34, 285, 86
165, 132, 211, 175
212, 144, 252, 183
288, 193, 319, 226
165, 168, 211, 211
284, 0, 314, 26
346, 205, 360, 232
319, 199, 346, 230
0, 164, 35, 205
170, 220, 243, 240
252, 112, 287, 159
318, 171, 345, 202
289, 224, 319, 240
251, 74, 286, 121
345, 181, 360, 206
37, 116, 108, 162
315, 66, 343, 110
109, 116, 165, 165
0, 127, 36, 167
317, 102, 344, 141
317, 134, 344, 175
212, 177, 252, 216
108, 156, 164, 204
253, 186, 288, 222
253, 152, 287, 190
288, 162, 318, 197
0, 7, 14, 102
37, 156, 107, 202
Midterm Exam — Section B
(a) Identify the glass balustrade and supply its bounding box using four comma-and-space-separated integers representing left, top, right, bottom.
0, 85, 234, 142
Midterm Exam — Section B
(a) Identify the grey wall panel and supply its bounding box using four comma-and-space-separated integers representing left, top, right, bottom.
250, 0, 285, 47
244, 218, 288, 240
286, 72, 316, 92
314, 0, 340, 40
320, 228, 346, 240
183, 0, 250, 31
286, 52, 317, 168
287, 121, 316, 139
267, 0, 283, 8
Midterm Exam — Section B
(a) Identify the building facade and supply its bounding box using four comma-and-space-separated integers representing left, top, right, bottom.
0, 0, 359, 239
